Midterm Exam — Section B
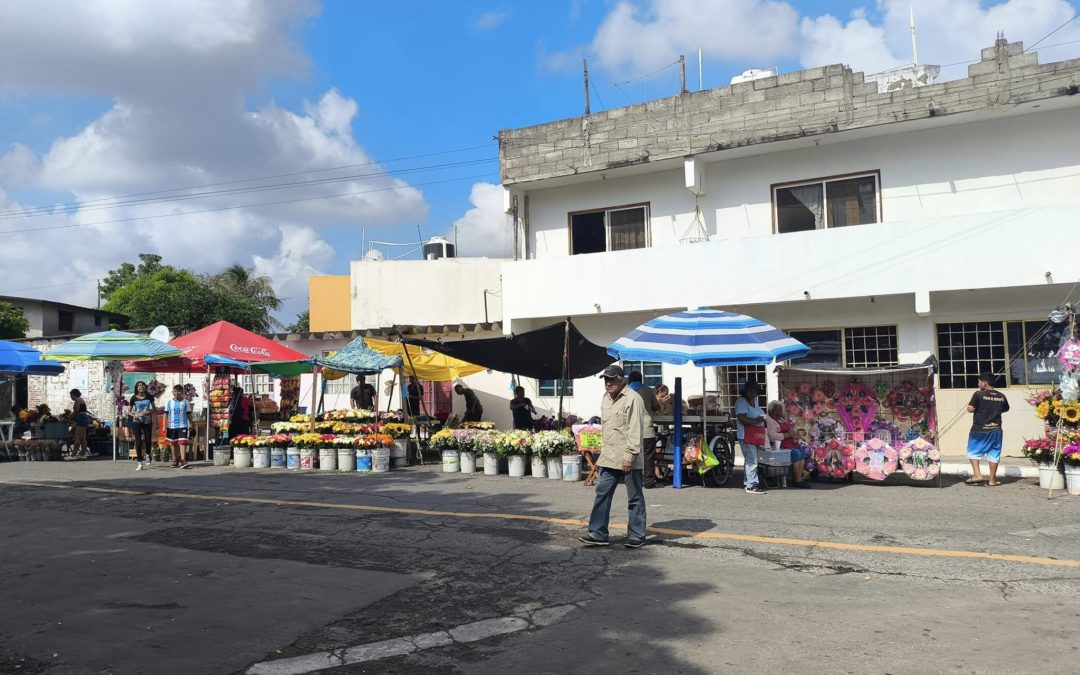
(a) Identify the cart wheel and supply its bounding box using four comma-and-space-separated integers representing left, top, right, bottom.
703, 435, 734, 487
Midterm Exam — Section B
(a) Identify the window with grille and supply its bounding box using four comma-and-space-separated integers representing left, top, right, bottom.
773, 172, 880, 234
787, 326, 898, 368
1006, 320, 1067, 386
716, 366, 767, 411
323, 375, 354, 396
569, 204, 650, 255
936, 322, 1006, 389
621, 361, 663, 388
248, 375, 275, 395
538, 379, 573, 397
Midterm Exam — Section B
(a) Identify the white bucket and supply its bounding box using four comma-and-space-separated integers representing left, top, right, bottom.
371, 448, 391, 473
270, 448, 286, 468
213, 445, 232, 466
546, 456, 563, 480
442, 449, 460, 473
391, 439, 409, 468
1065, 465, 1080, 495
483, 452, 500, 475
286, 447, 301, 470
233, 447, 253, 469
319, 448, 338, 471
562, 454, 582, 482
252, 447, 271, 468
530, 455, 547, 478
1038, 462, 1065, 490
460, 451, 477, 474
508, 454, 526, 478
299, 448, 315, 470
337, 448, 355, 472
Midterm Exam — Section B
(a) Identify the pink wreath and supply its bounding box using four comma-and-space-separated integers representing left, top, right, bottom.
1059, 339, 1080, 374
854, 437, 898, 481
899, 438, 941, 481
785, 384, 833, 421
834, 381, 878, 439
812, 438, 855, 479
885, 382, 929, 423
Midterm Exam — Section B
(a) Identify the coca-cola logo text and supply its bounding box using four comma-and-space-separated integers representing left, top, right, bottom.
229, 343, 271, 357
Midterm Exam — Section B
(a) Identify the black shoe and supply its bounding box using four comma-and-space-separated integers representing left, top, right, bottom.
577, 534, 610, 546
794, 481, 812, 489
644, 483, 661, 489
624, 539, 645, 549
744, 484, 767, 494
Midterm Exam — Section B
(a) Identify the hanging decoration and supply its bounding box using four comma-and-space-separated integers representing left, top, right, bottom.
873, 379, 890, 402
900, 437, 941, 481
834, 381, 878, 438
813, 438, 855, 479
854, 437, 898, 481
884, 381, 929, 423
809, 416, 843, 445
785, 384, 832, 421
1058, 339, 1080, 373
867, 418, 903, 445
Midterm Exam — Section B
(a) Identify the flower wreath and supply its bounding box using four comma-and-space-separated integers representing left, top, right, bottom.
834, 381, 878, 437
809, 416, 843, 445
785, 384, 833, 421
899, 437, 941, 481
867, 418, 902, 446
1059, 339, 1080, 374
854, 437, 898, 481
885, 382, 929, 423
812, 438, 855, 479
819, 379, 838, 398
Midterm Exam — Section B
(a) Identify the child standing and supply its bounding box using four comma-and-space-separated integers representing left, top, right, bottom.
165, 385, 191, 469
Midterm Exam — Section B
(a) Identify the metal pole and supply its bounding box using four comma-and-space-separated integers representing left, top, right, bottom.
673, 377, 683, 489
701, 367, 707, 454
557, 318, 570, 429
205, 366, 211, 462
679, 55, 687, 94
698, 48, 703, 90
583, 59, 590, 115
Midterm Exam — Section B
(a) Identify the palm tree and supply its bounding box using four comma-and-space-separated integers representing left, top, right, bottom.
208, 265, 283, 331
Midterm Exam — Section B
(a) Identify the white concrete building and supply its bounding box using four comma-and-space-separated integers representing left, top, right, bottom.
315, 38, 1080, 454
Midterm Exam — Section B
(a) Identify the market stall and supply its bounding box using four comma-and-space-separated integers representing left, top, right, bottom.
775, 360, 941, 486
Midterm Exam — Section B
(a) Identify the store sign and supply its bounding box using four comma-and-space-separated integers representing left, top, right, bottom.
229, 343, 271, 357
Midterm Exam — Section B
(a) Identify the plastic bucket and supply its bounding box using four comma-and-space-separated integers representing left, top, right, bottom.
299, 448, 315, 470
371, 448, 391, 473
286, 447, 301, 470
483, 452, 500, 476
1038, 462, 1065, 490
214, 445, 232, 466
391, 439, 408, 468
318, 448, 337, 471
460, 451, 477, 474
337, 448, 355, 472
546, 456, 563, 480
270, 448, 286, 468
442, 450, 460, 473
507, 454, 526, 478
253, 447, 271, 468
562, 454, 582, 482
233, 447, 253, 469
355, 449, 372, 473
1066, 466, 1080, 496
530, 456, 547, 478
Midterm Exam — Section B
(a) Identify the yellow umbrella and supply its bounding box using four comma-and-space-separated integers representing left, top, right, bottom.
364, 338, 486, 381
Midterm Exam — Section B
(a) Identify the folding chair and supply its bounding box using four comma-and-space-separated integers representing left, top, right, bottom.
582, 450, 600, 486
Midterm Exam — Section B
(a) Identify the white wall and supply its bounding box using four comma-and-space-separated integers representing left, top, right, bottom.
350, 258, 503, 329
526, 106, 1080, 255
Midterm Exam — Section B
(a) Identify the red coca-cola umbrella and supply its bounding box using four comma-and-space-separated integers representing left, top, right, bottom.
125, 321, 307, 372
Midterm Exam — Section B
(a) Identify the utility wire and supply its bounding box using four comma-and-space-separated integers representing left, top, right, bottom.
1026, 12, 1079, 52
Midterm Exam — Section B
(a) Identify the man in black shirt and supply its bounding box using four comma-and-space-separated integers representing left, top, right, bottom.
455, 383, 483, 422
509, 386, 536, 430
350, 376, 377, 411
966, 372, 1010, 486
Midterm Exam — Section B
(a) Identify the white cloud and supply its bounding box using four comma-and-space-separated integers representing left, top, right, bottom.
0, 0, 430, 322
799, 9, 898, 74
448, 182, 510, 258
475, 10, 507, 31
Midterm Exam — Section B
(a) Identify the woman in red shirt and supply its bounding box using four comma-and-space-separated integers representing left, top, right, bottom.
765, 401, 812, 488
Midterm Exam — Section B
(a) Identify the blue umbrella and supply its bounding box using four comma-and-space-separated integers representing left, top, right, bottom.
609, 309, 809, 489
608, 309, 809, 366
0, 341, 65, 376
313, 337, 403, 374
41, 330, 182, 362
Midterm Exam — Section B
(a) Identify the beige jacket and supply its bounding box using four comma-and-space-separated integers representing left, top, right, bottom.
598, 385, 645, 471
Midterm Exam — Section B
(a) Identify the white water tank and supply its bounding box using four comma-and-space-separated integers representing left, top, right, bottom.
730, 68, 776, 85
423, 236, 456, 260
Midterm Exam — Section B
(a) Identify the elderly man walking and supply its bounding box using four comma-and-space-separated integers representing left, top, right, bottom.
579, 365, 648, 549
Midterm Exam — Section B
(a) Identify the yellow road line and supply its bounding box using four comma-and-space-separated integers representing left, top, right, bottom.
6, 480, 1080, 570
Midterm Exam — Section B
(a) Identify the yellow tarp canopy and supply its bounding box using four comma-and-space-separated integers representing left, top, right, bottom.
363, 338, 486, 382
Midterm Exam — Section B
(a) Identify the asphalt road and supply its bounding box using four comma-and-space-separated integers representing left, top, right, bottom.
2, 460, 1080, 675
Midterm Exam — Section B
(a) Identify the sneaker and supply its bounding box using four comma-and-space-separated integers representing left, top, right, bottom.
180, 461, 191, 469
624, 539, 645, 549
577, 534, 610, 547
136, 462, 144, 471
745, 484, 767, 494
171, 461, 179, 468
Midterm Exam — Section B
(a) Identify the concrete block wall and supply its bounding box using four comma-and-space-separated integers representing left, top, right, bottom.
499, 40, 1080, 185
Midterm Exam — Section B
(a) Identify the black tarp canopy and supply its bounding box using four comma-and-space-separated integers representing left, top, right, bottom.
404, 320, 615, 380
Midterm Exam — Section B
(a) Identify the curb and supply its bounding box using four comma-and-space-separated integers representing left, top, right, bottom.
730, 456, 1039, 479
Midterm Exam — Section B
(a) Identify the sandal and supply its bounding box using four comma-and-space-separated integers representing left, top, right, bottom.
987, 481, 1002, 487
964, 477, 987, 485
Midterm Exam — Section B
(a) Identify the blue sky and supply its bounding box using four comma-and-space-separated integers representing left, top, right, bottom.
1, 0, 1078, 321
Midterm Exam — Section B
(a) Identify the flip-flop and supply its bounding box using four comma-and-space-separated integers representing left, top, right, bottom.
986, 481, 1002, 487
964, 478, 987, 485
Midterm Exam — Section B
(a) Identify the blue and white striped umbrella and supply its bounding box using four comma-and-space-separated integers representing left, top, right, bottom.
608, 309, 809, 366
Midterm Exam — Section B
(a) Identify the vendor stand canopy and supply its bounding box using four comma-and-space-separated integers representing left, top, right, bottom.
0, 341, 65, 376
41, 331, 182, 362
404, 320, 615, 380
313, 337, 403, 375
365, 338, 485, 381
124, 321, 308, 373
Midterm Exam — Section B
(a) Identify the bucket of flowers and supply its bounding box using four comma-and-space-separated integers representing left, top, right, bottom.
531, 430, 576, 479
497, 430, 532, 477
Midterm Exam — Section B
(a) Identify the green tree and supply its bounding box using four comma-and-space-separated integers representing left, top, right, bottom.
287, 310, 309, 334
0, 301, 30, 339
100, 253, 166, 302
205, 265, 282, 332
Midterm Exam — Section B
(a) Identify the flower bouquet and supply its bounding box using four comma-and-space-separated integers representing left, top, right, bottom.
429, 428, 457, 451
1021, 437, 1057, 465
266, 434, 293, 448
495, 430, 532, 456
530, 430, 576, 457
1062, 440, 1080, 467
452, 428, 477, 454
472, 429, 500, 455
230, 435, 258, 448
324, 408, 377, 422
462, 421, 495, 430
291, 433, 324, 449
380, 423, 413, 439
289, 414, 312, 424
271, 421, 308, 433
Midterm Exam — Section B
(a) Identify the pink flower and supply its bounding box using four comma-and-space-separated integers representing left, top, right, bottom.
798, 383, 811, 395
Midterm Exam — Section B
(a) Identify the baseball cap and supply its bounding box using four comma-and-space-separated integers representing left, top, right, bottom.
599, 364, 625, 379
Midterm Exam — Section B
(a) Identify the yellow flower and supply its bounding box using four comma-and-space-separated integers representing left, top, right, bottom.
1036, 401, 1050, 420
1064, 404, 1080, 424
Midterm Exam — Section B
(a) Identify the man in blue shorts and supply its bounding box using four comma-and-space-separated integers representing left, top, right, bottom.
966, 372, 1009, 486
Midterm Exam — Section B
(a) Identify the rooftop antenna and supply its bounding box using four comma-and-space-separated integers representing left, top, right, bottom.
909, 5, 919, 66
583, 58, 591, 115
698, 48, 703, 90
